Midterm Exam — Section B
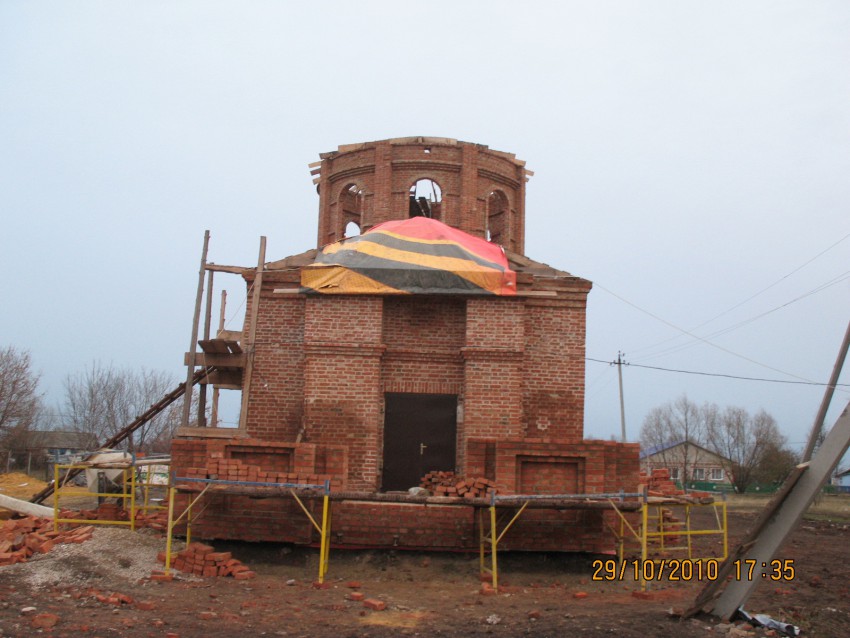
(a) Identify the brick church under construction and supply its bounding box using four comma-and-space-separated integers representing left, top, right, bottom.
171, 137, 640, 553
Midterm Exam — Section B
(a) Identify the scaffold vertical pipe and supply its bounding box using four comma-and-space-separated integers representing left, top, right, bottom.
640, 503, 649, 591
618, 514, 625, 564
129, 468, 136, 532
52, 464, 60, 533
490, 505, 498, 591
165, 487, 176, 575
318, 490, 330, 583
186, 496, 193, 546
685, 505, 693, 559
721, 502, 728, 560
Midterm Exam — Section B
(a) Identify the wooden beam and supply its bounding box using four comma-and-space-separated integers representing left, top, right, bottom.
216, 329, 242, 342
200, 370, 243, 386
211, 290, 227, 427
197, 269, 214, 428
184, 352, 246, 367
238, 236, 266, 430
205, 264, 247, 274
182, 231, 210, 428
175, 426, 247, 439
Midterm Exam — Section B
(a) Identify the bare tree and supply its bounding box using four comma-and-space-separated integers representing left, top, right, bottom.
61, 363, 194, 455
752, 437, 798, 486
0, 346, 42, 449
705, 406, 794, 492
640, 395, 712, 483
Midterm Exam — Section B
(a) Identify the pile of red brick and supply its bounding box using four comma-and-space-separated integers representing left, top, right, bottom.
420, 471, 498, 499
156, 542, 255, 579
56, 504, 170, 532
181, 458, 330, 488
64, 502, 129, 522
0, 516, 94, 566
133, 509, 169, 531
639, 468, 711, 499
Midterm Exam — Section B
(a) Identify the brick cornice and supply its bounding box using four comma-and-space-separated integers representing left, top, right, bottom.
461, 347, 524, 361
382, 348, 463, 364
304, 343, 386, 357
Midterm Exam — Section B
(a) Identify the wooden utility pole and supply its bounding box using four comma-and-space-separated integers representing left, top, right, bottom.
182, 231, 210, 429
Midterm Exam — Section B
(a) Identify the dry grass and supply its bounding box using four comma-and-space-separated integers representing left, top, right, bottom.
725, 492, 850, 521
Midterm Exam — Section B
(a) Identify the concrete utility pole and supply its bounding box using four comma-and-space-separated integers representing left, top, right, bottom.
802, 318, 850, 462
615, 352, 627, 442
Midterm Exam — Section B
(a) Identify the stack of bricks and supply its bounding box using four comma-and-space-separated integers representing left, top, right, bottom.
639, 469, 712, 500
156, 542, 255, 579
640, 468, 681, 497
420, 471, 498, 499
0, 516, 94, 566
180, 458, 331, 489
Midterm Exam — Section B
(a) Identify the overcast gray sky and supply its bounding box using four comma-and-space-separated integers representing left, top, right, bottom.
1, 1, 848, 453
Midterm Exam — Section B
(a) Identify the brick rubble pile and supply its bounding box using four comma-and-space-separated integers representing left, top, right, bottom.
156, 542, 255, 579
0, 516, 94, 566
419, 471, 498, 499
639, 468, 712, 500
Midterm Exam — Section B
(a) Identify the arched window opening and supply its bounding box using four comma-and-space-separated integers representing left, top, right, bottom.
344, 221, 361, 237
486, 190, 509, 245
408, 179, 442, 220
340, 183, 365, 238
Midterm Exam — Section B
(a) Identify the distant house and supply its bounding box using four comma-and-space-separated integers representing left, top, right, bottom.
3, 430, 98, 476
24, 430, 98, 463
833, 467, 850, 493
640, 440, 732, 487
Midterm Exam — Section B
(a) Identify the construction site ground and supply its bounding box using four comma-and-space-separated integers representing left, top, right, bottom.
0, 478, 848, 637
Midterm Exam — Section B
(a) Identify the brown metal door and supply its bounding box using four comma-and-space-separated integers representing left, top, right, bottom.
382, 393, 457, 491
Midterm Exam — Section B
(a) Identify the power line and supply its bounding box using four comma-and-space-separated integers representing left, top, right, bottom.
638, 270, 850, 362
593, 283, 819, 384
586, 357, 850, 387
627, 231, 850, 358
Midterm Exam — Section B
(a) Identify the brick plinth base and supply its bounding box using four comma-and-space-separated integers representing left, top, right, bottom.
171, 437, 639, 554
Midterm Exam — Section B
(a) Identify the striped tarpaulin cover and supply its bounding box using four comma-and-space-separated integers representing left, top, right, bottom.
301, 217, 516, 295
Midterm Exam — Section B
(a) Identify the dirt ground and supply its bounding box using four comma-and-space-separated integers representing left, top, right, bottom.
0, 499, 848, 637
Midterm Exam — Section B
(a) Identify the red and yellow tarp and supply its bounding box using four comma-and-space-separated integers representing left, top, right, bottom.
301, 217, 516, 295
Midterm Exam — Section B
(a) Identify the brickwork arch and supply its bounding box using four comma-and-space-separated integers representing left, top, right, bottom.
337, 182, 367, 239
407, 177, 442, 220
314, 138, 529, 252
484, 189, 510, 247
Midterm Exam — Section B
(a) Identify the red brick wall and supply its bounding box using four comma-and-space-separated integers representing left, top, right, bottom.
316, 138, 526, 252
244, 289, 305, 440
522, 299, 587, 442
303, 296, 384, 491
170, 437, 639, 553
462, 298, 526, 447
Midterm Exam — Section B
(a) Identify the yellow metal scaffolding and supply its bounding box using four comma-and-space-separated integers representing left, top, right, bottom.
609, 498, 728, 590
479, 491, 643, 592
52, 462, 136, 532
164, 477, 332, 583
52, 456, 172, 532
